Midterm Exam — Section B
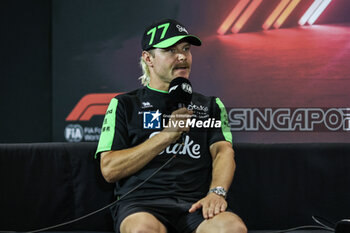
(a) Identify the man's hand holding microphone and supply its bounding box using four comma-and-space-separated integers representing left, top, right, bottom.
163, 77, 193, 144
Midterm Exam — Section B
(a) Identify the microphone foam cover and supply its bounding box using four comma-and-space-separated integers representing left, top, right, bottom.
168, 77, 192, 107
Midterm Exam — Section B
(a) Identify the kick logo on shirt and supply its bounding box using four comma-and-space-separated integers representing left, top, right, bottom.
143, 110, 162, 129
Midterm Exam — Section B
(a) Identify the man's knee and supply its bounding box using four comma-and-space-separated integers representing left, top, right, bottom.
195, 212, 247, 233
213, 216, 247, 233
120, 212, 167, 233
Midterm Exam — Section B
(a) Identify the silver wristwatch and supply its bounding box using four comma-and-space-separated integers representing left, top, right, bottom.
208, 186, 227, 199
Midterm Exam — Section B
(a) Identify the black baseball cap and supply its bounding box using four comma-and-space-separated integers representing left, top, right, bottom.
141, 19, 202, 51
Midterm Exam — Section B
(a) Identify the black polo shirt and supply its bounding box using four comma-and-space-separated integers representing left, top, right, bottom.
95, 85, 232, 202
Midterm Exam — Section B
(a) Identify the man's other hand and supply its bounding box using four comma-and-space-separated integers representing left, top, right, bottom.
188, 193, 228, 219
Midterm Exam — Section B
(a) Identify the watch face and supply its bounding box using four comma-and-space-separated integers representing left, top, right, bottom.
217, 188, 225, 195
211, 187, 227, 198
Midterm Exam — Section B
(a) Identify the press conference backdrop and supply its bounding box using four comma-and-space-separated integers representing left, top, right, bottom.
2, 0, 350, 143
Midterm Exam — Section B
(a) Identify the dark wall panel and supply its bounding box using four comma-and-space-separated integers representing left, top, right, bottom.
0, 0, 52, 142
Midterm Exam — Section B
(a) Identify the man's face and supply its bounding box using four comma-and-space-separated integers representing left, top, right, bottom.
150, 42, 192, 83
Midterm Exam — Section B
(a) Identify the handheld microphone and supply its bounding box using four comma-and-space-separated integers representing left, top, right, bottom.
168, 77, 192, 109
168, 77, 193, 144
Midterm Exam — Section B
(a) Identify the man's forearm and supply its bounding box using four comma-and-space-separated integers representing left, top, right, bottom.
100, 131, 175, 182
100, 108, 192, 183
210, 145, 235, 191
189, 142, 235, 218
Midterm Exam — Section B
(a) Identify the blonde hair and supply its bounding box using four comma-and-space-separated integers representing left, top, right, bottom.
139, 56, 150, 86
138, 50, 155, 86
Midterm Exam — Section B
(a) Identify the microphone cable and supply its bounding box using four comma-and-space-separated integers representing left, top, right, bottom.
266, 215, 335, 233
266, 225, 333, 233
1, 150, 179, 233
312, 215, 336, 230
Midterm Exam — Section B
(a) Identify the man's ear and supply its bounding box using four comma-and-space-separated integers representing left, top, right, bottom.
142, 51, 153, 67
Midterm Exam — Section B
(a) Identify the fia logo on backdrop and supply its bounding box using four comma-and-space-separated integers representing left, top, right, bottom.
65, 124, 84, 142
143, 110, 162, 129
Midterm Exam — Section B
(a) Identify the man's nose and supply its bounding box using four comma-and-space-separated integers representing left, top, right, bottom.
177, 52, 187, 61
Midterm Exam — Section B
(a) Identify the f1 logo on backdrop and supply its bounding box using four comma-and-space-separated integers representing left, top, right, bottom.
64, 93, 120, 142
66, 93, 120, 121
